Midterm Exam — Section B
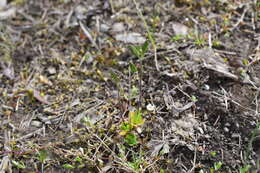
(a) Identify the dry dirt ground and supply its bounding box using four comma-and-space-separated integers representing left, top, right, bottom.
0, 0, 260, 172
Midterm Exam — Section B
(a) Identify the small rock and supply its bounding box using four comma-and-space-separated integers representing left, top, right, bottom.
111, 22, 125, 33
100, 24, 110, 32
115, 32, 146, 44
47, 67, 56, 74
75, 5, 87, 20
224, 127, 229, 132
0, 0, 7, 10
0, 7, 16, 20
225, 123, 231, 127
172, 22, 189, 36
31, 120, 42, 127
146, 103, 155, 111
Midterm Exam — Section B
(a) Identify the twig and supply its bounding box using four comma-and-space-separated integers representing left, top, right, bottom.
230, 4, 249, 31
188, 136, 198, 173
94, 134, 136, 172
79, 21, 99, 50
208, 32, 212, 48
15, 127, 45, 141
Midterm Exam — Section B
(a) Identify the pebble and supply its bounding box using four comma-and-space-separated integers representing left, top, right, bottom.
31, 120, 42, 127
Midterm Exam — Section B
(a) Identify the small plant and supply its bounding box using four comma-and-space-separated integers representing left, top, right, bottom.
171, 34, 185, 42
194, 37, 205, 46
199, 152, 223, 173
126, 151, 146, 172
37, 149, 48, 172
119, 109, 145, 146
129, 41, 149, 109
62, 156, 85, 170
74, 156, 85, 169
37, 149, 48, 163
191, 95, 198, 102
149, 15, 160, 29
129, 41, 149, 60
212, 40, 222, 47
240, 122, 260, 172
128, 156, 143, 171
124, 133, 138, 146
12, 160, 26, 169
210, 151, 217, 157
160, 169, 166, 173
210, 161, 223, 173
239, 165, 252, 173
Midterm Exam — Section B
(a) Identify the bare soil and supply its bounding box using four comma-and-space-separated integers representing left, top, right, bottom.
0, 0, 260, 173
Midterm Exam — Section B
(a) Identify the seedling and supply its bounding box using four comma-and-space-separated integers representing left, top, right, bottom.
240, 122, 260, 172
12, 160, 26, 169
124, 133, 138, 146
129, 109, 145, 127
210, 161, 223, 172
120, 109, 145, 135
129, 41, 149, 59
37, 149, 48, 163
194, 37, 205, 46
213, 161, 223, 171
160, 169, 166, 173
37, 149, 48, 172
127, 151, 146, 172
212, 40, 221, 47
210, 151, 217, 157
239, 165, 252, 173
129, 41, 149, 109
191, 95, 198, 102
119, 110, 145, 146
171, 34, 185, 42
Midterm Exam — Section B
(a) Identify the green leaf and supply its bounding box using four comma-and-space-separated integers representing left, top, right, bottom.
38, 149, 48, 163
129, 45, 141, 58
141, 41, 149, 55
147, 32, 155, 46
62, 164, 75, 169
160, 169, 165, 173
129, 62, 138, 73
124, 133, 138, 145
129, 110, 144, 127
120, 122, 132, 132
240, 165, 252, 173
171, 34, 184, 42
74, 156, 82, 162
191, 95, 198, 102
214, 161, 223, 171
110, 71, 120, 83
130, 86, 138, 97
12, 160, 26, 169
129, 41, 149, 59
242, 58, 249, 65
210, 151, 217, 157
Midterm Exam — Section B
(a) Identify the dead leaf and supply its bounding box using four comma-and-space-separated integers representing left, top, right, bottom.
186, 48, 238, 80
